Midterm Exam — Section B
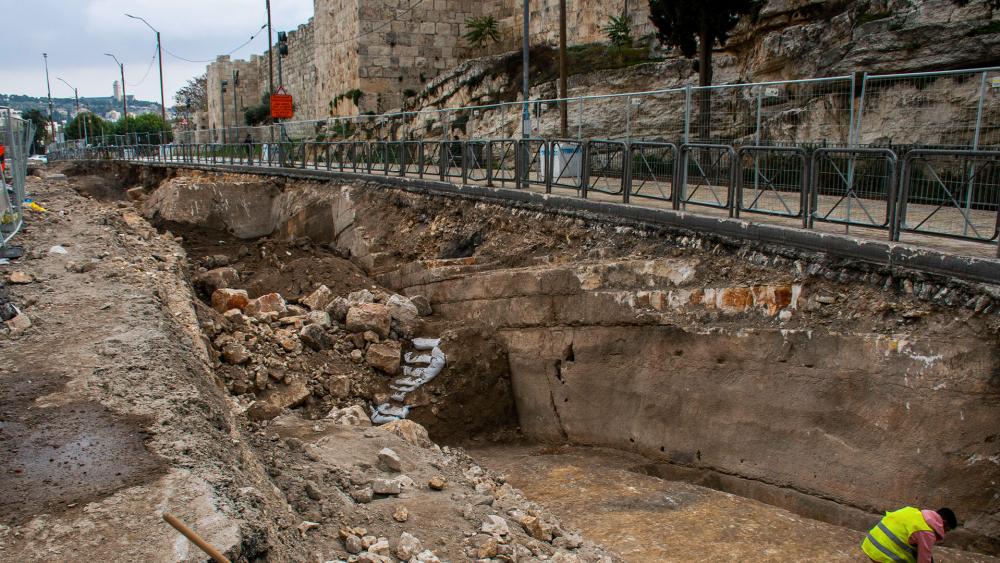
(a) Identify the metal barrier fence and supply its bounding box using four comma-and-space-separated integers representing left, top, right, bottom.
1, 108, 35, 255
54, 66, 1000, 154
51, 138, 1000, 257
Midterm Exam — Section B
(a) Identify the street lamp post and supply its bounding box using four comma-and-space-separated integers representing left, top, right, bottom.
105, 54, 128, 141
521, 0, 530, 138
232, 70, 240, 142
56, 77, 87, 146
43, 53, 57, 142
125, 14, 167, 129
221, 79, 228, 143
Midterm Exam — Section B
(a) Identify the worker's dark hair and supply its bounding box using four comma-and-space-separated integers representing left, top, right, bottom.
937, 508, 958, 531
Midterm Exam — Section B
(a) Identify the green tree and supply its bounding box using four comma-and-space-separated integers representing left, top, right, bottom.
116, 113, 171, 143
463, 16, 501, 48
64, 112, 110, 141
172, 73, 207, 114
20, 109, 50, 153
647, 0, 760, 139
245, 93, 272, 126
603, 14, 634, 48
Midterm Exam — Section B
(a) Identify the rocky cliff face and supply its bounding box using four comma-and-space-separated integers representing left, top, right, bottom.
369, 0, 999, 145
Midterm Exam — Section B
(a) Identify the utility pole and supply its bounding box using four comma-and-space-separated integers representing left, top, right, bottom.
125, 15, 167, 133
105, 54, 128, 140
558, 0, 568, 137
232, 70, 240, 141
266, 0, 274, 96
56, 77, 87, 146
43, 53, 56, 142
521, 0, 530, 138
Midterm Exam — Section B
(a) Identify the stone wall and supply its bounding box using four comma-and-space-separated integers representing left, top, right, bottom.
202, 0, 657, 128
205, 56, 265, 141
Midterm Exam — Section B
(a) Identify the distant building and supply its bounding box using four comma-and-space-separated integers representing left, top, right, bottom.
113, 81, 122, 102
105, 109, 121, 122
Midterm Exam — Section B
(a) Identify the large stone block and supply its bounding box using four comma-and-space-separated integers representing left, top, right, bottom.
365, 340, 401, 374
346, 303, 390, 337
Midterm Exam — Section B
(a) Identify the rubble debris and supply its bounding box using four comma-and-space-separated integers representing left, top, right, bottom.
8, 271, 33, 284
378, 447, 403, 472
194, 267, 239, 295
365, 340, 401, 374
346, 303, 391, 337
211, 288, 249, 313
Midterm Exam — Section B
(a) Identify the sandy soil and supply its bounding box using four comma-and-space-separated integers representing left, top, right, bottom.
470, 443, 1000, 562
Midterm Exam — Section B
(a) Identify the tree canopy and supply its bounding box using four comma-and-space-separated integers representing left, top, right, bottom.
64, 112, 111, 141
173, 73, 207, 114
20, 109, 50, 153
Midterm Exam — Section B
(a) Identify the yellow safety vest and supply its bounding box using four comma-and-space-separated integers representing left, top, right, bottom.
862, 506, 933, 563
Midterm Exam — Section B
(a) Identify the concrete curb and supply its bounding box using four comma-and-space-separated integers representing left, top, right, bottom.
116, 161, 1000, 285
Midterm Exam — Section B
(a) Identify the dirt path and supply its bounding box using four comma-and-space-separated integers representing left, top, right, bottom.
0, 170, 299, 561
469, 443, 1000, 563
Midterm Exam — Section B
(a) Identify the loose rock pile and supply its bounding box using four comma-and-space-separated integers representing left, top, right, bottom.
195, 267, 435, 423
254, 411, 620, 562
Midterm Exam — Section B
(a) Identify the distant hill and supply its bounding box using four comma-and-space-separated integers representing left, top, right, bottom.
0, 93, 162, 122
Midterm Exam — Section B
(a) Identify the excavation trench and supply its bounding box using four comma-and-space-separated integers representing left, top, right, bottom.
69, 162, 1000, 559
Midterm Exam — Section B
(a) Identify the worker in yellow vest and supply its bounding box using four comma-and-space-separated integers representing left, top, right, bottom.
862, 506, 957, 562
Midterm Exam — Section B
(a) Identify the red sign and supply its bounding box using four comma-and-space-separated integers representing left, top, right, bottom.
270, 93, 294, 119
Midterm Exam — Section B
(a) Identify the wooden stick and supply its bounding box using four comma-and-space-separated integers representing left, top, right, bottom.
162, 512, 232, 563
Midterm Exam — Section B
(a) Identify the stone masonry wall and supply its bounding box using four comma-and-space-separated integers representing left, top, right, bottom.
314, 0, 360, 119
203, 0, 655, 127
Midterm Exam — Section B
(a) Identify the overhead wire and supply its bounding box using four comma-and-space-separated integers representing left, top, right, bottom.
162, 23, 268, 64
126, 43, 159, 87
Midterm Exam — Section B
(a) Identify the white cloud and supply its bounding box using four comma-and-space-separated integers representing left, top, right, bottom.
1, 0, 314, 103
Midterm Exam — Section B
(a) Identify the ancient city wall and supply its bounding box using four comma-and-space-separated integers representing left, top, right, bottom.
203, 0, 656, 127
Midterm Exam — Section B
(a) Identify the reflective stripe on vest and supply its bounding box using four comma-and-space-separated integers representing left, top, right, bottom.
878, 522, 917, 558
861, 507, 932, 563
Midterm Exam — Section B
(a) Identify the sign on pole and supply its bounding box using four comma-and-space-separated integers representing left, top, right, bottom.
270, 87, 294, 119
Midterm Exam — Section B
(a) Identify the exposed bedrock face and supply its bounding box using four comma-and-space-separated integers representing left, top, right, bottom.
128, 165, 1000, 553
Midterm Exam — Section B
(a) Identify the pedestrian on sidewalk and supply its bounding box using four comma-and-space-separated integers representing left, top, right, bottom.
862, 506, 957, 563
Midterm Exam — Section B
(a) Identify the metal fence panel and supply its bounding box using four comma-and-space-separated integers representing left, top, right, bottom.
810, 148, 897, 230
628, 142, 678, 204
897, 149, 1000, 243
679, 144, 736, 212
735, 146, 807, 222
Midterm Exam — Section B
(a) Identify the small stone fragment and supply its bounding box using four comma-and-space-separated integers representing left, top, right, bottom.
477, 536, 499, 558
345, 534, 364, 554
380, 419, 433, 448
351, 487, 374, 504
301, 284, 334, 311
327, 405, 372, 426
428, 476, 446, 490
221, 342, 251, 365
245, 292, 288, 317
8, 271, 33, 284
392, 505, 409, 523
371, 478, 401, 495
193, 267, 239, 295
482, 515, 509, 536
396, 532, 422, 560
410, 295, 433, 316
365, 340, 401, 374
211, 288, 249, 313
299, 323, 332, 351
378, 447, 403, 472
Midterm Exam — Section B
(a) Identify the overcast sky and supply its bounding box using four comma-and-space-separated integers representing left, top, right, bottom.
0, 0, 314, 105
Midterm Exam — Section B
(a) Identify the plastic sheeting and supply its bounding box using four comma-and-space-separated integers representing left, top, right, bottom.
370, 337, 446, 424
